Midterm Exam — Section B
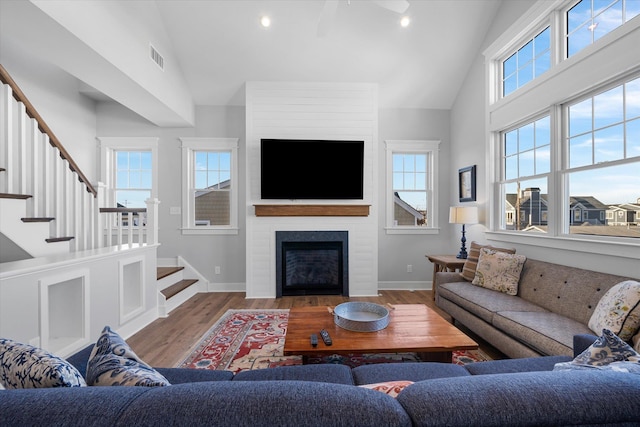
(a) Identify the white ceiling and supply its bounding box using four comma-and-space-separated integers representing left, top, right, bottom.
154, 0, 502, 109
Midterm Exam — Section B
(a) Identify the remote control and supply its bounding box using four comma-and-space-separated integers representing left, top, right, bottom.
320, 329, 332, 346
310, 334, 318, 347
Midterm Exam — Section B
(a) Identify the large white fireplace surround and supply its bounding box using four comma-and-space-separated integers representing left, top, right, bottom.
245, 82, 379, 298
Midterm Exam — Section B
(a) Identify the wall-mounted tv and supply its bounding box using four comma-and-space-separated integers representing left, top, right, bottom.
260, 139, 364, 200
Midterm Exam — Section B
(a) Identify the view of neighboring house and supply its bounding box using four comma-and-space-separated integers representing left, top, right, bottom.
607, 203, 640, 226
393, 192, 424, 226
506, 188, 638, 231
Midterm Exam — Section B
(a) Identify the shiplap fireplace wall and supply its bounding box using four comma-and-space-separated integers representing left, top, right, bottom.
245, 82, 379, 298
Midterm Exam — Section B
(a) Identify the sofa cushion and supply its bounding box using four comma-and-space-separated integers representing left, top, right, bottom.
115, 381, 413, 427
471, 248, 526, 295
438, 282, 547, 324
396, 371, 640, 426
588, 280, 640, 341
492, 311, 594, 356
233, 364, 354, 384
460, 241, 516, 282
352, 362, 470, 385
86, 326, 170, 387
464, 355, 572, 375
0, 338, 86, 389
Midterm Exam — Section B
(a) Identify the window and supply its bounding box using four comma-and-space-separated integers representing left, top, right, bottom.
385, 140, 440, 234
564, 75, 640, 235
486, 0, 640, 247
180, 138, 239, 234
115, 151, 152, 208
503, 27, 551, 96
98, 137, 159, 207
500, 116, 551, 231
566, 0, 640, 57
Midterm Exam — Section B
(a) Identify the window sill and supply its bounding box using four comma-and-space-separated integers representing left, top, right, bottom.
385, 227, 440, 235
180, 227, 239, 236
486, 230, 640, 259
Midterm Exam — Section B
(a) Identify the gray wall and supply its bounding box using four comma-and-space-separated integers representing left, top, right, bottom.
378, 108, 455, 286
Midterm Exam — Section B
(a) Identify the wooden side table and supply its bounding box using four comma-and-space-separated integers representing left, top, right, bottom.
426, 255, 466, 301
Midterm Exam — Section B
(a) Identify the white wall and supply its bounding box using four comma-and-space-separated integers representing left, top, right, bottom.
0, 46, 98, 183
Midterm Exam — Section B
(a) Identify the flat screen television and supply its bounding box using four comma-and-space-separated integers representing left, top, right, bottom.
260, 139, 364, 200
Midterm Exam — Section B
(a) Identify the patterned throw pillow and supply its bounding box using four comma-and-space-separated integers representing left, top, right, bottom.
358, 380, 414, 398
0, 338, 86, 389
471, 248, 526, 295
460, 242, 516, 282
553, 329, 640, 371
588, 280, 640, 341
86, 326, 170, 387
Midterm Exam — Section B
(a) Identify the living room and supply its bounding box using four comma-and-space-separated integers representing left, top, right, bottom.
1, 0, 639, 360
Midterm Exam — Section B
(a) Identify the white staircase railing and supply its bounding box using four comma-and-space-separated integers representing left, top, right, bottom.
0, 64, 158, 256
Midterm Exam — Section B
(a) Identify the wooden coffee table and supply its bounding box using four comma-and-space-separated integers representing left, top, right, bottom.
283, 304, 478, 363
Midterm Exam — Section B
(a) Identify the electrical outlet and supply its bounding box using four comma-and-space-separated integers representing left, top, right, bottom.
215, 266, 221, 274
407, 264, 412, 273
169, 206, 181, 215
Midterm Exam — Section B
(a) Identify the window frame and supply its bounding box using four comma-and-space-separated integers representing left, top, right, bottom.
180, 137, 239, 235
98, 137, 159, 207
384, 140, 440, 235
483, 0, 640, 257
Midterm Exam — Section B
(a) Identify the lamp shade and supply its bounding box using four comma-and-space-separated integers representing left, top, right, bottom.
449, 206, 478, 225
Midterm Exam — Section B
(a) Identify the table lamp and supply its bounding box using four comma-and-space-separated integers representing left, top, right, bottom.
449, 206, 479, 259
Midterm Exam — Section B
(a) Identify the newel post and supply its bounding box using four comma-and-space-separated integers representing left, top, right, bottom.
95, 182, 108, 248
145, 198, 160, 245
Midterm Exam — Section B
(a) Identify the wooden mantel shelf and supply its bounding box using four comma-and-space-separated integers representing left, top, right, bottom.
254, 204, 370, 217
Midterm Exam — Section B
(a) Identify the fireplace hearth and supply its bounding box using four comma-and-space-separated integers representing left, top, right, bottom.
276, 231, 348, 297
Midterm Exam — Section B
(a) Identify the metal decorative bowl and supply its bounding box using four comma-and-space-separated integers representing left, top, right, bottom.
332, 302, 390, 332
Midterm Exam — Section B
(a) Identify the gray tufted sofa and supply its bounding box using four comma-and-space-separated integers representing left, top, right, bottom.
2, 335, 640, 426
435, 257, 636, 359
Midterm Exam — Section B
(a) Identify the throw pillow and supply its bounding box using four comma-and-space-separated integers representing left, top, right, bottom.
86, 326, 170, 387
358, 380, 414, 398
460, 242, 516, 282
0, 338, 86, 389
553, 329, 640, 371
588, 280, 640, 341
471, 248, 526, 295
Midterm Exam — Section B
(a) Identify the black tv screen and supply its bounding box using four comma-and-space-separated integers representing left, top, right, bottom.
261, 139, 364, 200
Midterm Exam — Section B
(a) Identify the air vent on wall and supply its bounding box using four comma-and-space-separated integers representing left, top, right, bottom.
149, 44, 164, 71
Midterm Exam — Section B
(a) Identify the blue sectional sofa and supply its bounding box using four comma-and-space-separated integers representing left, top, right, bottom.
2, 335, 640, 426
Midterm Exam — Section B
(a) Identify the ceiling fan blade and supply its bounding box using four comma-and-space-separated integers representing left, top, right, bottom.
317, 0, 339, 37
372, 0, 410, 14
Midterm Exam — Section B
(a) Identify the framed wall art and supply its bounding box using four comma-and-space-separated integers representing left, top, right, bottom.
458, 165, 476, 202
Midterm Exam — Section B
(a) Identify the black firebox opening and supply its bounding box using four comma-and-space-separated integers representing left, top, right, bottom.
276, 231, 348, 297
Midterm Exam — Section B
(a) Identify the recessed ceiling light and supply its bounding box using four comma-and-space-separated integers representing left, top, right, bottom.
261, 16, 271, 28
400, 16, 410, 28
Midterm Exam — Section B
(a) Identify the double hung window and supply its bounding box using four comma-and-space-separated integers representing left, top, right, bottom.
385, 140, 440, 234
180, 138, 238, 234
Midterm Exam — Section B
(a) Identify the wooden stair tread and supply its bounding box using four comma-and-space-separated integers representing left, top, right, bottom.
0, 192, 32, 199
45, 236, 74, 243
161, 279, 198, 300
157, 266, 185, 280
21, 217, 55, 222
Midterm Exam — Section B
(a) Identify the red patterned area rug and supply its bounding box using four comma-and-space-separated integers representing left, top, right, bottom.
178, 309, 490, 374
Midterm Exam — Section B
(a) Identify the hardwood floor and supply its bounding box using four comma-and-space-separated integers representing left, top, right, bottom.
126, 290, 506, 368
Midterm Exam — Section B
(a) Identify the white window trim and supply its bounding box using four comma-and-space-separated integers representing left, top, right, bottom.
180, 137, 239, 235
97, 137, 159, 205
483, 0, 640, 259
384, 139, 440, 235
